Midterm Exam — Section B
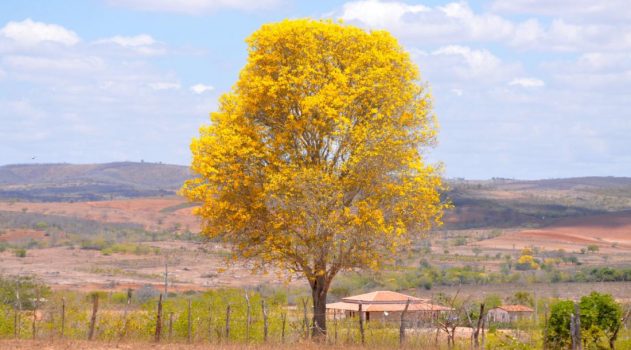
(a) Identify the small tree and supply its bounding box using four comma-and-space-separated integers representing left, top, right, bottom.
546, 300, 574, 349
579, 292, 621, 349
586, 245, 600, 254
182, 19, 448, 337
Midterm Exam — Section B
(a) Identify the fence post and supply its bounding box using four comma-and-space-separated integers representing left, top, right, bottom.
225, 304, 231, 339
154, 294, 163, 342
60, 297, 66, 339
244, 290, 251, 342
32, 287, 39, 340
88, 293, 99, 341
572, 302, 582, 350
333, 310, 338, 344
281, 312, 287, 343
261, 299, 269, 342
187, 298, 192, 343
15, 288, 22, 339
169, 312, 174, 341
208, 303, 213, 342
358, 301, 365, 345
399, 298, 411, 346
543, 305, 549, 350
302, 298, 309, 339
118, 289, 132, 343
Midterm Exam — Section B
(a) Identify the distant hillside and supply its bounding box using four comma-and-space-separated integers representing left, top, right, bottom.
0, 162, 191, 201
444, 177, 631, 229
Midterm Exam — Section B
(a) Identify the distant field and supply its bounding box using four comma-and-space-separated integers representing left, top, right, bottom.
0, 197, 199, 233
477, 211, 631, 252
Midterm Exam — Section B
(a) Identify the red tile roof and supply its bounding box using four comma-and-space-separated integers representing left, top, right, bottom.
497, 305, 534, 313
327, 290, 453, 312
327, 301, 453, 312
341, 291, 429, 304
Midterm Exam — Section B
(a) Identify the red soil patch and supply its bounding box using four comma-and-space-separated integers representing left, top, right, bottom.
477, 211, 631, 251
0, 228, 47, 242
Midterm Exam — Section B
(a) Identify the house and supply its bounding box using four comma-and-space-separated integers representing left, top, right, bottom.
487, 305, 534, 323
326, 290, 452, 323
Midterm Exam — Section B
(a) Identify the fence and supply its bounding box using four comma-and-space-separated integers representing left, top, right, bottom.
0, 289, 478, 348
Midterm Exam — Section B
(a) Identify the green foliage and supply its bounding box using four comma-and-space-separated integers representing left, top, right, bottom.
579, 292, 621, 347
101, 243, 160, 255
546, 299, 575, 349
13, 248, 26, 258
484, 294, 502, 309
511, 291, 534, 307
586, 244, 599, 253
0, 275, 51, 310
546, 293, 622, 349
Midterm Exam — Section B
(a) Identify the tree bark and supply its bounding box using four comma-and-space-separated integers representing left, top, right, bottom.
310, 275, 328, 339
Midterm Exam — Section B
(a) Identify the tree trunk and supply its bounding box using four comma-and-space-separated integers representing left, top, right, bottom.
310, 276, 328, 339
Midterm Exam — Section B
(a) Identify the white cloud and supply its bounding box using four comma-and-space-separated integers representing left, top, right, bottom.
451, 88, 463, 96
340, 0, 428, 27
336, 0, 631, 52
98, 34, 156, 47
106, 0, 281, 14
339, 1, 515, 43
190, 83, 214, 94
95, 34, 166, 55
149, 82, 181, 90
432, 45, 501, 76
0, 18, 79, 46
491, 0, 631, 22
509, 78, 545, 88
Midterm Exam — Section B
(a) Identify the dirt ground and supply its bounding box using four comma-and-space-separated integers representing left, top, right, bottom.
0, 197, 200, 232
476, 211, 631, 253
0, 240, 302, 291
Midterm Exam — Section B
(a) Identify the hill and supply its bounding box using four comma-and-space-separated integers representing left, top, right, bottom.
0, 162, 191, 201
443, 177, 631, 229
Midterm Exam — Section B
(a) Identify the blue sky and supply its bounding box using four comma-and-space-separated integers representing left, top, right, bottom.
1, 0, 630, 179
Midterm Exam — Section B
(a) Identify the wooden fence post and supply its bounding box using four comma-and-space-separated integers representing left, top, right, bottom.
225, 304, 231, 339
169, 312, 174, 341
244, 290, 251, 342
187, 298, 192, 343
32, 287, 39, 340
88, 293, 99, 341
358, 301, 365, 345
281, 312, 287, 343
118, 289, 132, 343
15, 288, 21, 339
60, 297, 66, 339
473, 303, 485, 349
261, 299, 269, 342
302, 298, 309, 339
333, 310, 338, 344
543, 305, 549, 350
399, 298, 411, 346
207, 303, 213, 342
154, 294, 163, 342
576, 303, 582, 350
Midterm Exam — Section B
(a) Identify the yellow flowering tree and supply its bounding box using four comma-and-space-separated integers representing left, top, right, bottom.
182, 19, 448, 336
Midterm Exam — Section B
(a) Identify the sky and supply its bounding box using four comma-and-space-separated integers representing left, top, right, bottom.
1, 0, 630, 179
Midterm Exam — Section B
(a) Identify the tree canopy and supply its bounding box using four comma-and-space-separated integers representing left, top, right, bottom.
182, 19, 448, 335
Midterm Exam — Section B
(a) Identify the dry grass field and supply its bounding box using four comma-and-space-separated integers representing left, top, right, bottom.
0, 197, 200, 233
